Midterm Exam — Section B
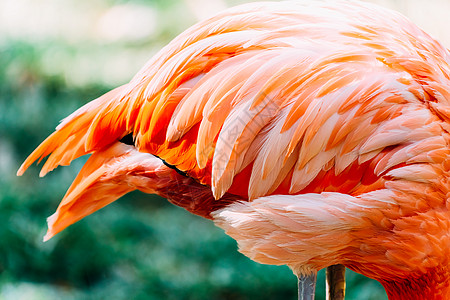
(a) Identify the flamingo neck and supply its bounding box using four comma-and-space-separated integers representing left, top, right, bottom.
153, 171, 242, 219
382, 269, 450, 300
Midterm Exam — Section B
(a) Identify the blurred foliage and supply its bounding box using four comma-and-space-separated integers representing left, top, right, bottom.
0, 0, 388, 299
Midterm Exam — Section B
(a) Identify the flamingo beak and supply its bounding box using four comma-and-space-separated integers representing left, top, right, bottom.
43, 142, 165, 241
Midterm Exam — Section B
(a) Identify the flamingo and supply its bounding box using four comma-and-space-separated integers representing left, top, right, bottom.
17, 1, 450, 299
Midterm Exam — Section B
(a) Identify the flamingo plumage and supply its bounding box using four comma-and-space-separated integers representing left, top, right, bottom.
17, 1, 450, 299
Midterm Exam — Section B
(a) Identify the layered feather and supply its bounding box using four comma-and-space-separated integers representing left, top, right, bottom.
18, 1, 450, 298
19, 1, 450, 203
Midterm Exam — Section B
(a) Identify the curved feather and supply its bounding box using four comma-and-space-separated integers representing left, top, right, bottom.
19, 0, 450, 202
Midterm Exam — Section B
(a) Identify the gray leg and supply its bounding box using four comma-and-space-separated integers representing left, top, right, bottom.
326, 264, 346, 300
298, 273, 317, 300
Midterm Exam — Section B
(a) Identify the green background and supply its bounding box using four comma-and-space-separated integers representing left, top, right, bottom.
4, 0, 447, 298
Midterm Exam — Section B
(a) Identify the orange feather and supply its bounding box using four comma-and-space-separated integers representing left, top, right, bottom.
18, 1, 450, 299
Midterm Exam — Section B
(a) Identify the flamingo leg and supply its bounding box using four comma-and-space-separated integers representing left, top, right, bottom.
326, 264, 346, 300
298, 273, 317, 300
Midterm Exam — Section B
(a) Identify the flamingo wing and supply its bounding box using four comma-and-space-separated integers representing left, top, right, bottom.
17, 1, 450, 294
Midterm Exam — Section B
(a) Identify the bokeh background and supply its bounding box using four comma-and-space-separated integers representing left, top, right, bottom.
1, 0, 449, 299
